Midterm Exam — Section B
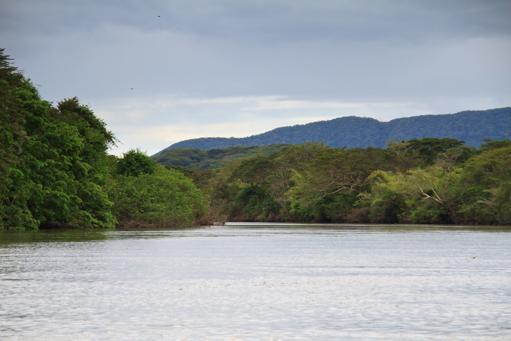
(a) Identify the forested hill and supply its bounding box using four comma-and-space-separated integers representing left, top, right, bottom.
163, 108, 511, 151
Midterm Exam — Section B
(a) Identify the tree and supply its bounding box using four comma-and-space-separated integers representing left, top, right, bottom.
286, 148, 389, 222
387, 138, 465, 170
457, 145, 511, 225
116, 149, 156, 176
108, 165, 207, 228
0, 50, 116, 230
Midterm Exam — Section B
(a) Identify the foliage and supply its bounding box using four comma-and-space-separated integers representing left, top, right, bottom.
152, 144, 287, 170
387, 138, 470, 169
195, 138, 511, 226
456, 146, 511, 225
0, 49, 117, 230
0, 50, 206, 231
117, 149, 156, 176
108, 162, 207, 228
286, 148, 390, 222
363, 167, 462, 224
480, 139, 511, 151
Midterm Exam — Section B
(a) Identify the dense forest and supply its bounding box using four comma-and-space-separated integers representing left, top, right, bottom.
179, 139, 511, 226
0, 49, 206, 231
1, 49, 510, 231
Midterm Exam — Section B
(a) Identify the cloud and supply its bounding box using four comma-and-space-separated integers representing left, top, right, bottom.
4, 1, 510, 43
0, 0, 509, 154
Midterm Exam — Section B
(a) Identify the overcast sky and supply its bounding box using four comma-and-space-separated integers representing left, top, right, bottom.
1, 0, 510, 154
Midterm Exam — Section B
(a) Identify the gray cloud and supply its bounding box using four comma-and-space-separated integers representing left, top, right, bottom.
1, 0, 510, 154
4, 1, 510, 42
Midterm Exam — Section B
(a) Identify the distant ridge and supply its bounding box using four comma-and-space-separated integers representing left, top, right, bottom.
160, 107, 511, 152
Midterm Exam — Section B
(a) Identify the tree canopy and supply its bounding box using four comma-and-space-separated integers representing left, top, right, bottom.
191, 140, 511, 225
0, 49, 207, 231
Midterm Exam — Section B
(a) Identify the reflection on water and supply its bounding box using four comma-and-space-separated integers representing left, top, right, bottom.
0, 230, 107, 244
1, 224, 511, 340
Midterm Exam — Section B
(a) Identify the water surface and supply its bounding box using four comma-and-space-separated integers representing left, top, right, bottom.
1, 224, 510, 340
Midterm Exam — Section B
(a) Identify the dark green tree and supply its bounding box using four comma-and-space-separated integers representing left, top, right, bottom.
116, 150, 156, 176
0, 50, 115, 230
108, 165, 207, 228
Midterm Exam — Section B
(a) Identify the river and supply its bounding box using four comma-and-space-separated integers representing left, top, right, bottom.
1, 224, 510, 340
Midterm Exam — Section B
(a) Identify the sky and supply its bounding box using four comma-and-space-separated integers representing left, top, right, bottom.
1, 0, 510, 155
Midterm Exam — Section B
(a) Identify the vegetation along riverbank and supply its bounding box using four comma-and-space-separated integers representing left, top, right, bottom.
1, 49, 510, 231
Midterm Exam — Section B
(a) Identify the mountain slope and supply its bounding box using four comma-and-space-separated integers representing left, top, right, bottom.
161, 107, 511, 151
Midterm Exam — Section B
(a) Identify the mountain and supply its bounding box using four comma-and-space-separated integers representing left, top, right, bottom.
160, 107, 511, 151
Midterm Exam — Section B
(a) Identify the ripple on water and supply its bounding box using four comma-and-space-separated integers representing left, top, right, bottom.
0, 225, 510, 340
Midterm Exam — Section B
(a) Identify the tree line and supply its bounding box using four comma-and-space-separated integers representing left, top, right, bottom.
0, 49, 206, 231
192, 138, 511, 226
1, 48, 510, 231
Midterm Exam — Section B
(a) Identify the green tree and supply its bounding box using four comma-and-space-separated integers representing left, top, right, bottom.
457, 146, 511, 225
108, 164, 207, 228
116, 149, 156, 176
0, 50, 115, 230
287, 148, 389, 222
387, 138, 465, 170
